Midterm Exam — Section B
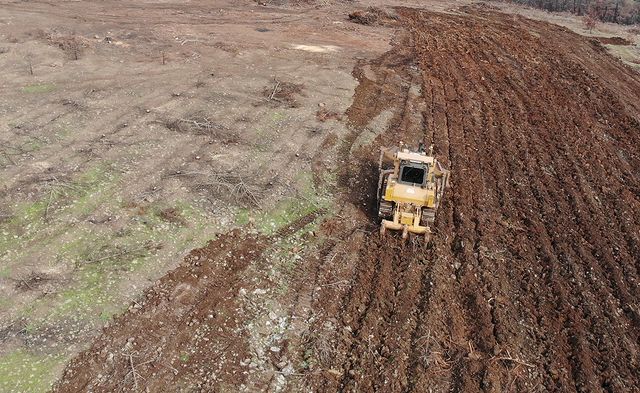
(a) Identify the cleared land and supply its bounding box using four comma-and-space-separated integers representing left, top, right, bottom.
0, 1, 639, 392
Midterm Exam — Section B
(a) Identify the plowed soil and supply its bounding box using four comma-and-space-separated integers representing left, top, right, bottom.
53, 5, 640, 393
301, 7, 640, 392
53, 231, 264, 392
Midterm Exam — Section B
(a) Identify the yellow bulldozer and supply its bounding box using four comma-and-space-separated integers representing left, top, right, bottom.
377, 143, 450, 241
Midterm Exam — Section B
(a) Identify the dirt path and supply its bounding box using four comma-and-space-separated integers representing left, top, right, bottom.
51, 5, 640, 393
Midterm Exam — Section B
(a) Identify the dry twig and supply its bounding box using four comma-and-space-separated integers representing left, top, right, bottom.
491, 350, 535, 369
91, 244, 158, 264
128, 353, 139, 389
321, 279, 349, 287
269, 80, 281, 101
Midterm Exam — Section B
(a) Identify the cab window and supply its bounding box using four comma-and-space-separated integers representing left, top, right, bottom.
400, 165, 425, 185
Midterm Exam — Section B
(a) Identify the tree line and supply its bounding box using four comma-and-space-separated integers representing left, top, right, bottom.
508, 0, 640, 24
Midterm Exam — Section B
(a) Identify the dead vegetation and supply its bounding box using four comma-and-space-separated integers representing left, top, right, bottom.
320, 132, 339, 149
167, 170, 264, 207
159, 113, 240, 143
61, 98, 87, 110
196, 172, 263, 207
157, 207, 188, 227
14, 272, 54, 292
301, 326, 334, 368
80, 241, 163, 269
416, 332, 454, 371
46, 33, 86, 60
316, 107, 343, 122
0, 207, 12, 224
262, 80, 305, 108
0, 138, 46, 168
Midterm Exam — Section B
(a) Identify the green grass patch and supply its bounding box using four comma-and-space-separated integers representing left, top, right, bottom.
234, 208, 250, 226
70, 163, 120, 216
271, 111, 285, 122
0, 266, 11, 278
0, 163, 119, 258
0, 349, 65, 393
22, 83, 56, 94
3, 162, 117, 230
99, 309, 115, 322
257, 171, 329, 235
39, 199, 212, 324
23, 137, 45, 153
49, 266, 112, 318
232, 171, 330, 235
257, 198, 318, 234
0, 174, 226, 392
263, 209, 329, 296
253, 127, 273, 153
54, 126, 73, 141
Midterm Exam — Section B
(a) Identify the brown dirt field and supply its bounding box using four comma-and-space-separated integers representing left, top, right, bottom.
4, 1, 640, 392
54, 231, 264, 392
297, 7, 640, 393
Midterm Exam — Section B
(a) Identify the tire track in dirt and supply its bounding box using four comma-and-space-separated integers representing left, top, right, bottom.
408, 13, 524, 391
337, 28, 445, 393
465, 20, 594, 390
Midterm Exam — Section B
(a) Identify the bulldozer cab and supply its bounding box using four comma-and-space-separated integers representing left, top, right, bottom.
399, 162, 428, 186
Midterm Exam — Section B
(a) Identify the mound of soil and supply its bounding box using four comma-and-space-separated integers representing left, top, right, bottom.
348, 7, 399, 27
594, 36, 633, 45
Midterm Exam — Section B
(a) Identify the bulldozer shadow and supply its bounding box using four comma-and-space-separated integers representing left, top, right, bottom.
342, 155, 380, 221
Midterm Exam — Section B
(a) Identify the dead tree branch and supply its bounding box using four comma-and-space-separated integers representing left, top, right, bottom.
269, 80, 281, 101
